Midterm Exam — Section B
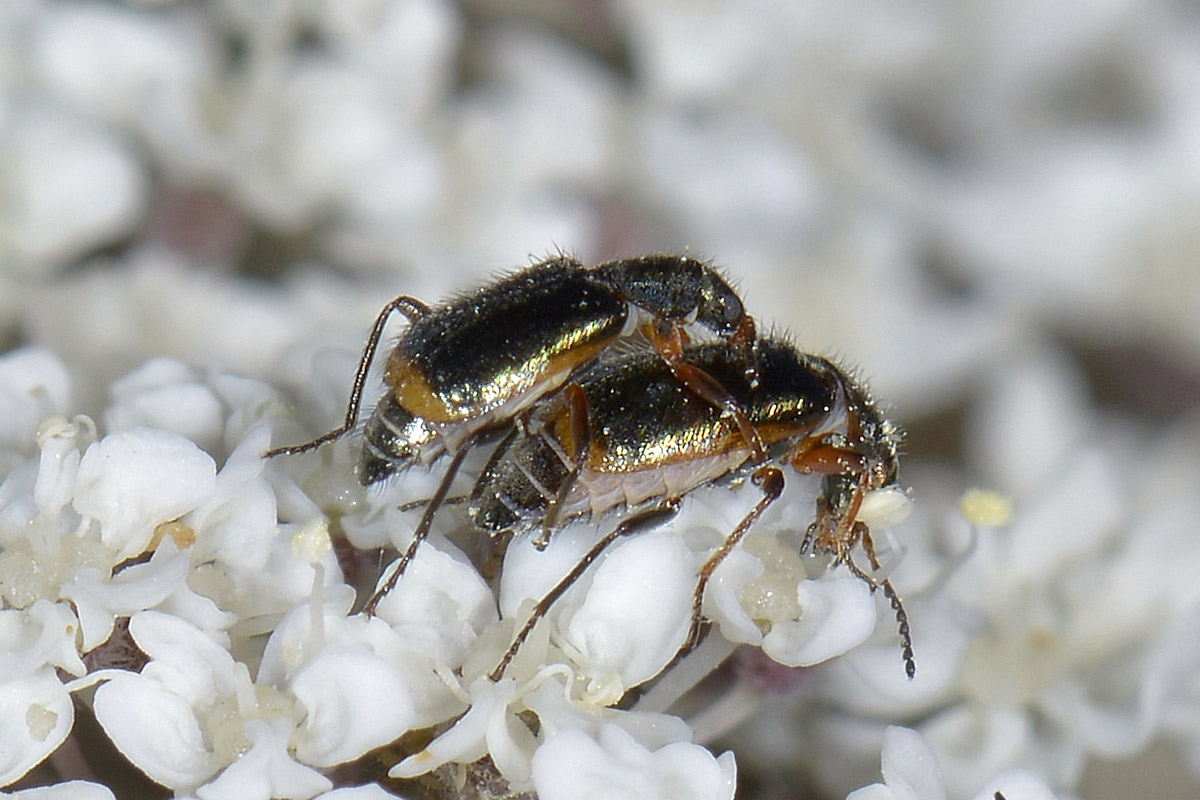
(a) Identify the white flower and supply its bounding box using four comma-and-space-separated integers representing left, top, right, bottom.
0, 348, 71, 453
0, 107, 145, 273
196, 718, 332, 800
95, 667, 220, 789
368, 540, 498, 670
0, 601, 82, 787
104, 358, 225, 454
1, 416, 228, 650
72, 427, 217, 561
185, 424, 278, 574
255, 539, 495, 769
61, 538, 192, 652
31, 2, 212, 131
390, 667, 725, 795
705, 532, 879, 668
93, 610, 332, 797
92, 611, 235, 790
259, 601, 432, 769
848, 726, 1064, 800
847, 726, 946, 800
805, 347, 1200, 796
0, 781, 116, 800
531, 723, 736, 800
389, 675, 532, 784
0, 667, 75, 787
554, 528, 696, 702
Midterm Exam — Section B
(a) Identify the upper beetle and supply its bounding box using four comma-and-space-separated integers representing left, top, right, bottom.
265, 253, 763, 610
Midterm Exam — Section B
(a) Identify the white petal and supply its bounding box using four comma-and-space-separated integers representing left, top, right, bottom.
921, 707, 1030, 798
73, 428, 216, 560
968, 348, 1089, 498
878, 726, 945, 800
104, 360, 225, 452
157, 576, 239, 638
292, 648, 416, 767
0, 667, 74, 787
703, 546, 766, 645
389, 676, 509, 779
0, 601, 85, 680
127, 611, 238, 702
499, 524, 602, 620
313, 786, 409, 800
93, 673, 217, 790
62, 543, 190, 651
562, 530, 694, 696
531, 723, 736, 800
532, 725, 651, 800
32, 3, 208, 124
4, 109, 145, 267
187, 426, 278, 572
33, 416, 86, 517
822, 600, 969, 713
762, 573, 876, 667
5, 781, 116, 800
371, 542, 496, 667
1006, 445, 1123, 582
0, 463, 40, 549
654, 740, 738, 800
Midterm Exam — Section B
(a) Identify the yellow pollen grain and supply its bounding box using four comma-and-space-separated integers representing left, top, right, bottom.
959, 488, 1013, 527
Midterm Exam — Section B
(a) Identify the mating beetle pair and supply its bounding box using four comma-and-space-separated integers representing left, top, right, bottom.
266, 254, 913, 680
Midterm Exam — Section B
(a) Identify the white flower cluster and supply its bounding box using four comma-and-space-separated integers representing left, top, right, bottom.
4, 1, 1200, 799
781, 348, 1200, 799
0, 341, 892, 798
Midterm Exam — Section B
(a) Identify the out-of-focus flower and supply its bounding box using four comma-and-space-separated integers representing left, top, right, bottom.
0, 107, 146, 274
847, 725, 1064, 800
797, 347, 1200, 797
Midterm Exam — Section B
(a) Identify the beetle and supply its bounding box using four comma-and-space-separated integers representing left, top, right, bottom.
264, 254, 764, 613
468, 336, 914, 681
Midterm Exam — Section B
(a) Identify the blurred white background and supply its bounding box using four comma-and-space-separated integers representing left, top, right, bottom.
2, 1, 1200, 798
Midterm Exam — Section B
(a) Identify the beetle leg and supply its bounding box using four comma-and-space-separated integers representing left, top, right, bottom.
792, 440, 917, 679
362, 438, 473, 617
396, 493, 468, 513
536, 383, 592, 550
673, 465, 786, 663
646, 320, 769, 464
790, 436, 869, 558
264, 294, 432, 458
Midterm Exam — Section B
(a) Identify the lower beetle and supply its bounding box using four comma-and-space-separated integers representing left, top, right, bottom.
469, 336, 915, 681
